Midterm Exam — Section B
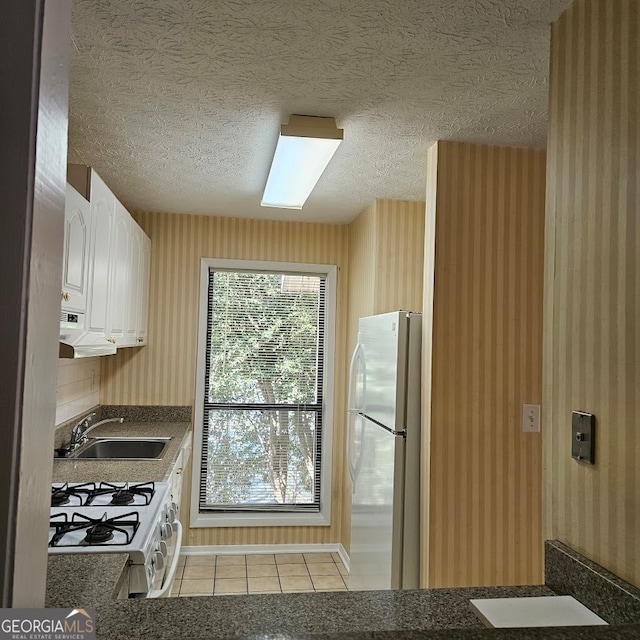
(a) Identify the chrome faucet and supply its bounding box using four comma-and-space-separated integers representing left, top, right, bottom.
69, 412, 96, 450
69, 414, 124, 451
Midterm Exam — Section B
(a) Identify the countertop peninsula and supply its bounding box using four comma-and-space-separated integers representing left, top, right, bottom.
46, 579, 640, 640
47, 418, 640, 639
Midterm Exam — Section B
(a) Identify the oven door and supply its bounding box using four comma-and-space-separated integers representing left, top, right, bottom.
147, 520, 183, 598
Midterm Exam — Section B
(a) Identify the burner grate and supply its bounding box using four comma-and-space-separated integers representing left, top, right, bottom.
50, 482, 96, 507
87, 481, 155, 506
48, 511, 140, 548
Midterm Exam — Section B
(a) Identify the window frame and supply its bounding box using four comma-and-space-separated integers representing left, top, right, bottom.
190, 258, 336, 528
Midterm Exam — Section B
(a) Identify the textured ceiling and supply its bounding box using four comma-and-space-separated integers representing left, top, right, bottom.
68, 0, 573, 224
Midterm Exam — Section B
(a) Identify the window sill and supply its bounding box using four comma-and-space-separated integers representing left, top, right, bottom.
190, 510, 331, 528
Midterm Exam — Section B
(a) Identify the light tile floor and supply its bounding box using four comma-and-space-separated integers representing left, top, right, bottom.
170, 552, 348, 597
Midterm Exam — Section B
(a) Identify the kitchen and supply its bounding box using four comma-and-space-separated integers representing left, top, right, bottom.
3, 0, 640, 638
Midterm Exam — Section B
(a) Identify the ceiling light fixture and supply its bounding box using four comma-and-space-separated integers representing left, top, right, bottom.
261, 115, 344, 209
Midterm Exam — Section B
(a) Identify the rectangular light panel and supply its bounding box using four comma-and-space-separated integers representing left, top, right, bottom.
261, 116, 343, 209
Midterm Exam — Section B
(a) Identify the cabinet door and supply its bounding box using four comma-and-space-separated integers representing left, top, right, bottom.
86, 171, 115, 336
61, 184, 92, 313
124, 222, 142, 346
107, 200, 131, 346
137, 232, 151, 345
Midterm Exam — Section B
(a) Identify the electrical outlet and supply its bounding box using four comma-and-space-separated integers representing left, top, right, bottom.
522, 404, 540, 433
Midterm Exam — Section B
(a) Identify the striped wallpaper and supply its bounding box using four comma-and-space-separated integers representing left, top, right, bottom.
342, 199, 425, 550
102, 213, 349, 546
373, 199, 426, 315
543, 0, 640, 587
423, 141, 546, 587
344, 198, 426, 349
345, 201, 376, 354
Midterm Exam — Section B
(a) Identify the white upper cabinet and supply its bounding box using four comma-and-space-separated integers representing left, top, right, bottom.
64, 166, 151, 353
125, 222, 142, 346
124, 220, 151, 347
107, 200, 131, 346
137, 231, 151, 346
86, 171, 115, 337
61, 184, 92, 313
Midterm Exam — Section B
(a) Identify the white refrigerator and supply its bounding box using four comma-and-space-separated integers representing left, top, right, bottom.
345, 310, 422, 590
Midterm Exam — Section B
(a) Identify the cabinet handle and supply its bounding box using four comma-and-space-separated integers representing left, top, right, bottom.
107, 338, 116, 344
61, 292, 70, 302
137, 337, 144, 343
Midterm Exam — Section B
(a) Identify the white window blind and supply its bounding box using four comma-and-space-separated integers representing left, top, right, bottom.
199, 268, 325, 512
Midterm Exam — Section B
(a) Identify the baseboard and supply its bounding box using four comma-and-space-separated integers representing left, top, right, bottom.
182, 542, 339, 556
182, 541, 351, 570
336, 543, 350, 571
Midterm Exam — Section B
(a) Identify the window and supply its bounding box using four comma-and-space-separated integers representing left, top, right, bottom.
191, 259, 335, 527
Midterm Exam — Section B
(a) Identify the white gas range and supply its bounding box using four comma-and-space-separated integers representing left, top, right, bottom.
48, 481, 183, 598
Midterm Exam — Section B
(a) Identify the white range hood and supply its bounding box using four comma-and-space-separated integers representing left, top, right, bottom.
59, 311, 116, 358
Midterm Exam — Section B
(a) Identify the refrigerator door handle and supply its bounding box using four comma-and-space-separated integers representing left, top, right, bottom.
347, 342, 366, 488
347, 342, 365, 412
347, 412, 356, 486
347, 412, 366, 490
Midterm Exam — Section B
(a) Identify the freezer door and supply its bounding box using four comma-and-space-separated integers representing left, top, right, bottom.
358, 311, 409, 432
345, 416, 405, 591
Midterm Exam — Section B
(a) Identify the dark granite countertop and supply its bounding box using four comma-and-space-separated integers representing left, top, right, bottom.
46, 554, 129, 609
51, 421, 191, 483
45, 539, 640, 640
47, 555, 589, 640
88, 586, 640, 640
216, 626, 640, 639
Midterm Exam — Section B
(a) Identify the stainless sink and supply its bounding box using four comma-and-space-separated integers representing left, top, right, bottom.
70, 437, 171, 460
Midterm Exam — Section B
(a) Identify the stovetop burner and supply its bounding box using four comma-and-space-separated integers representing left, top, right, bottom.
110, 489, 135, 506
84, 523, 115, 544
51, 489, 70, 506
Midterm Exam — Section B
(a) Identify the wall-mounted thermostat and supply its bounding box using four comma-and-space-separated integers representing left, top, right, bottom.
571, 411, 595, 464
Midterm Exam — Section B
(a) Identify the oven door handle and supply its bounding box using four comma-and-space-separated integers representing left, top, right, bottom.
146, 520, 183, 599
